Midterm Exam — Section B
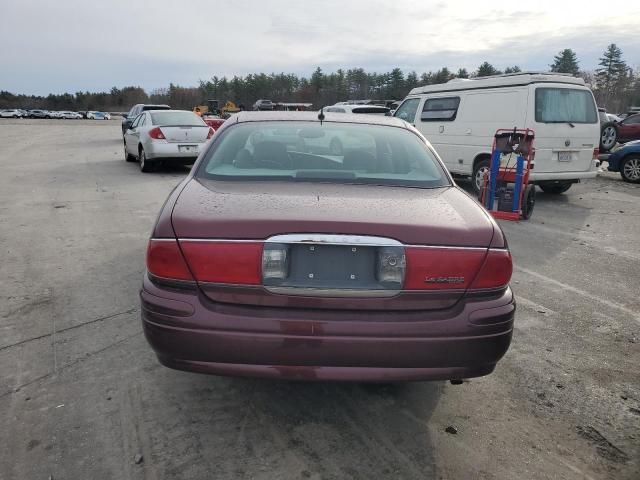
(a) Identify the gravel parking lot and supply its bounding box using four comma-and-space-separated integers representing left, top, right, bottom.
0, 118, 638, 480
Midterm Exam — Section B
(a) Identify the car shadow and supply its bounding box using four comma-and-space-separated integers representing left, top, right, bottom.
149, 373, 443, 479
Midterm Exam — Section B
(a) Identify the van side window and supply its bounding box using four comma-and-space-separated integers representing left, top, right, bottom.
421, 97, 460, 122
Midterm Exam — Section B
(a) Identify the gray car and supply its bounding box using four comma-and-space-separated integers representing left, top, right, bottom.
123, 110, 214, 172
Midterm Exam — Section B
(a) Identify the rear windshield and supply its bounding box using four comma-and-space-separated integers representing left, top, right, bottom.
197, 121, 449, 188
352, 107, 390, 115
142, 105, 171, 111
535, 88, 597, 124
150, 111, 205, 126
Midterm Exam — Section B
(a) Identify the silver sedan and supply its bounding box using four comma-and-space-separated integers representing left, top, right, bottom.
123, 110, 214, 172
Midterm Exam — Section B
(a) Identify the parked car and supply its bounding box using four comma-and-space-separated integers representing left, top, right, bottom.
606, 140, 640, 183
86, 111, 110, 120
394, 72, 600, 194
325, 104, 391, 115
123, 109, 214, 172
0, 109, 22, 118
28, 109, 50, 119
253, 99, 274, 111
59, 111, 83, 119
122, 104, 171, 135
202, 114, 225, 131
141, 111, 515, 382
615, 113, 640, 144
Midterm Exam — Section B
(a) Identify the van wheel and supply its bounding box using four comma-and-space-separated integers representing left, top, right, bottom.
472, 158, 490, 195
521, 185, 535, 219
620, 155, 640, 183
539, 182, 572, 194
600, 122, 617, 152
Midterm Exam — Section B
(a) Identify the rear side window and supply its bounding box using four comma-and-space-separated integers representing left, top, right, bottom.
421, 97, 460, 121
535, 88, 597, 124
622, 114, 640, 124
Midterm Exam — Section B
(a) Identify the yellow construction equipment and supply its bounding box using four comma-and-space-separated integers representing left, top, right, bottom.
193, 100, 241, 118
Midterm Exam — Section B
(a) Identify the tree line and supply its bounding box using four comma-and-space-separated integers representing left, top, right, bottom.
1, 43, 638, 113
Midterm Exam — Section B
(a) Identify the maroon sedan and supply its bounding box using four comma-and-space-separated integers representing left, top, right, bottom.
141, 111, 515, 382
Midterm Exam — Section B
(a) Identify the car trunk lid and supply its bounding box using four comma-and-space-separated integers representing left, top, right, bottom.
160, 125, 209, 143
171, 179, 499, 311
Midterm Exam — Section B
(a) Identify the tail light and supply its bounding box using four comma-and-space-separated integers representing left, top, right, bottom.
179, 241, 262, 284
206, 127, 215, 139
405, 248, 486, 290
146, 239, 193, 281
148, 127, 166, 140
469, 249, 512, 289
592, 148, 599, 160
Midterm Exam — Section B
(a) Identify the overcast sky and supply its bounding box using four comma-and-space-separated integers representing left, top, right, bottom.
1, 0, 639, 95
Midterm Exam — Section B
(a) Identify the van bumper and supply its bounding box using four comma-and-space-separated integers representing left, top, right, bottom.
529, 170, 597, 182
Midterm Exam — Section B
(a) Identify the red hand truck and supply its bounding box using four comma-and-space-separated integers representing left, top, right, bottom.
479, 128, 536, 221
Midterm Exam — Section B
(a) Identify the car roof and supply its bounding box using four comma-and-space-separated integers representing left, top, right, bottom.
330, 104, 390, 111
230, 110, 409, 128
146, 109, 199, 114
409, 72, 586, 95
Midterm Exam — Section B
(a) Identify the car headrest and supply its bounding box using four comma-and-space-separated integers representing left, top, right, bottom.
342, 150, 377, 172
254, 141, 291, 168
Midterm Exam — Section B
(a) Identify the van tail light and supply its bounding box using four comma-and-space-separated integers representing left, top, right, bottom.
206, 127, 215, 139
592, 148, 600, 160
146, 239, 194, 281
148, 127, 166, 140
469, 249, 513, 290
404, 248, 486, 290
179, 241, 263, 285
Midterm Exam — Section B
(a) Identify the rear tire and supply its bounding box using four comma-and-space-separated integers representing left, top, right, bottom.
521, 185, 535, 219
139, 148, 155, 173
124, 141, 135, 162
539, 182, 572, 194
620, 155, 640, 183
600, 122, 618, 152
472, 158, 491, 196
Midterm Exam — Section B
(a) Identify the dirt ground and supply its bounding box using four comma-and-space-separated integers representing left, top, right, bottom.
0, 118, 638, 480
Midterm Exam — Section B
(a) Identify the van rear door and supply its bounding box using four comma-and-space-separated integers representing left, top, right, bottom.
529, 86, 599, 174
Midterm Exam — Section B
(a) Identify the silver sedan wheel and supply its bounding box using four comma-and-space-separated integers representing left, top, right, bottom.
622, 157, 640, 181
601, 126, 617, 150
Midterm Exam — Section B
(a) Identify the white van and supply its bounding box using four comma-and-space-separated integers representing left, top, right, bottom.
394, 72, 600, 194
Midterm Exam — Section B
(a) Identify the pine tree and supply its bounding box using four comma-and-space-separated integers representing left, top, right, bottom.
596, 44, 628, 108
456, 68, 469, 79
476, 62, 501, 77
550, 49, 580, 75
504, 66, 522, 74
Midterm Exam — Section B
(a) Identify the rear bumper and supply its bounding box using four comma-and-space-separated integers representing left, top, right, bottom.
140, 277, 515, 382
146, 141, 205, 160
529, 169, 597, 182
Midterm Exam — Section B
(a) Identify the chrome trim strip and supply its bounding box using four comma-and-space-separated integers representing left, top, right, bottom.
264, 234, 402, 246
264, 286, 400, 298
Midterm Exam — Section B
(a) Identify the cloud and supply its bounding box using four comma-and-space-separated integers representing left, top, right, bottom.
0, 0, 638, 95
